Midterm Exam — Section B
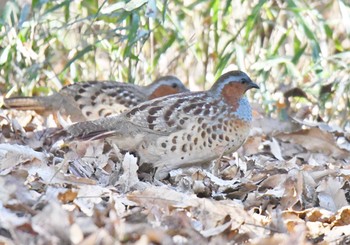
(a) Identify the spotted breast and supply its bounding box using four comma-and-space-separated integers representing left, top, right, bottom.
67, 71, 259, 178
4, 76, 188, 122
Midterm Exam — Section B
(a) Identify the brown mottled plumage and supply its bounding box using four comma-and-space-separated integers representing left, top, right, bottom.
4, 76, 188, 122
67, 71, 259, 178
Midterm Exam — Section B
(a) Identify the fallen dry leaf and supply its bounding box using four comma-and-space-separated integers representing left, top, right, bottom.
32, 201, 71, 243
117, 153, 139, 192
73, 185, 112, 216
263, 137, 284, 160
127, 185, 267, 239
57, 189, 78, 203
0, 143, 47, 174
276, 127, 350, 159
316, 177, 348, 212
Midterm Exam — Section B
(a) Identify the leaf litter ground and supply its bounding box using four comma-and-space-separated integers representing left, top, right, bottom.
0, 107, 349, 245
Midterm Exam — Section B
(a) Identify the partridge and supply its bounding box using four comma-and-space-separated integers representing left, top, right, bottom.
4, 76, 187, 122
67, 71, 259, 178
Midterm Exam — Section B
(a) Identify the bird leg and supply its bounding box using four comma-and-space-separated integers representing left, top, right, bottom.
212, 145, 230, 176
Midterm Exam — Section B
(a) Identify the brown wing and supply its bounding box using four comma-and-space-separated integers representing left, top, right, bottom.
122, 91, 225, 133
60, 81, 147, 119
67, 91, 226, 141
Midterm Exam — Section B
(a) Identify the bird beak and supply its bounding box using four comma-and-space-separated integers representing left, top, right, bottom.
249, 81, 260, 89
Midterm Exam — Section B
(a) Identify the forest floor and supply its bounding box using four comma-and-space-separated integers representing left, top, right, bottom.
0, 105, 349, 244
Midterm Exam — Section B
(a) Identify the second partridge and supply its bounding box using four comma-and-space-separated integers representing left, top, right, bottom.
4, 76, 187, 122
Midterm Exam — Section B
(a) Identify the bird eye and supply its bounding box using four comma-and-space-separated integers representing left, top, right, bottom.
241, 79, 247, 84
171, 83, 178, 88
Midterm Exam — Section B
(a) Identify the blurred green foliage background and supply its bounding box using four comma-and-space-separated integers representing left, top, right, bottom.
0, 0, 349, 127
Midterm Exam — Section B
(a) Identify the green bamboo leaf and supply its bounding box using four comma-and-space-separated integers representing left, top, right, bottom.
82, 0, 99, 14
112, 11, 131, 24
292, 44, 307, 64
153, 33, 176, 66
244, 0, 267, 40
293, 34, 301, 51
124, 0, 148, 11
324, 24, 333, 38
32, 86, 50, 94
31, 0, 39, 9
64, 1, 69, 22
271, 31, 288, 56
324, 24, 344, 52
160, 0, 168, 22
264, 4, 274, 20
124, 13, 140, 58
223, 0, 233, 15
311, 40, 321, 62
129, 53, 140, 61
61, 45, 95, 73
334, 39, 344, 52
187, 0, 210, 10
215, 51, 234, 79
285, 59, 302, 78
101, 2, 125, 14
42, 0, 71, 17
210, 0, 219, 23
292, 31, 307, 64
0, 45, 11, 65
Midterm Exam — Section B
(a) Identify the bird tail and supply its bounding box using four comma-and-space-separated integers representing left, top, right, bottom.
66, 117, 119, 141
4, 96, 49, 111
67, 123, 111, 141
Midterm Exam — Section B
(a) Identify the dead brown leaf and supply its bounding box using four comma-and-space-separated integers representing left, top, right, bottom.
0, 143, 47, 174
57, 189, 78, 203
332, 206, 350, 227
316, 177, 348, 212
276, 127, 350, 159
127, 185, 267, 239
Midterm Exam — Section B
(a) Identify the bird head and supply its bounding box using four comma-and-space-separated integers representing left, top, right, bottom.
146, 76, 189, 100
210, 71, 259, 104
